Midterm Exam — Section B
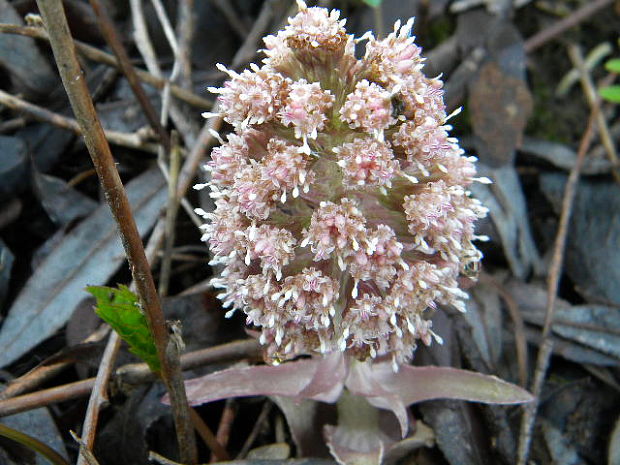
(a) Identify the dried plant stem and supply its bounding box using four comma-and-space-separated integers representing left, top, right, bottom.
213, 0, 249, 39
35, 1, 195, 463
231, 0, 276, 69
0, 116, 25, 132
236, 401, 272, 459
71, 432, 102, 465
0, 89, 158, 153
76, 333, 120, 465
516, 89, 599, 465
0, 23, 212, 109
149, 451, 184, 465
176, 0, 195, 90
0, 378, 96, 418
211, 399, 235, 462
568, 45, 620, 182
524, 0, 614, 53
479, 273, 528, 387
159, 141, 182, 297
130, 0, 198, 147
150, 0, 179, 53
189, 408, 230, 461
88, 0, 171, 152
0, 325, 110, 401
0, 339, 261, 417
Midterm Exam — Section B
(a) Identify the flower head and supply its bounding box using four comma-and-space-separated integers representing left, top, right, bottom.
200, 3, 488, 368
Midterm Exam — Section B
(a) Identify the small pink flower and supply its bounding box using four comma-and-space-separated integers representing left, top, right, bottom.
263, 0, 350, 69
278, 79, 335, 152
339, 79, 395, 135
301, 198, 367, 265
348, 225, 403, 291
239, 224, 297, 280
205, 132, 250, 189
209, 64, 288, 127
230, 163, 276, 220
363, 19, 423, 85
335, 137, 398, 189
261, 138, 314, 202
399, 74, 446, 124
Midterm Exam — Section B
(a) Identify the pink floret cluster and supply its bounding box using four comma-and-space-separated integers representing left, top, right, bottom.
197, 1, 489, 368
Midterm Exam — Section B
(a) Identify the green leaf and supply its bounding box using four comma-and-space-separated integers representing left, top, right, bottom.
86, 285, 160, 372
360, 0, 382, 7
605, 58, 620, 73
599, 85, 620, 103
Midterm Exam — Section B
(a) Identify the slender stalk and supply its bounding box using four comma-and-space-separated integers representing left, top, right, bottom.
0, 423, 70, 465
516, 46, 600, 463
524, 0, 614, 53
88, 0, 171, 152
0, 89, 158, 153
159, 140, 182, 296
0, 23, 212, 109
568, 46, 619, 182
176, 0, 195, 90
34, 1, 196, 463
189, 405, 230, 460
0, 339, 261, 417
76, 333, 121, 465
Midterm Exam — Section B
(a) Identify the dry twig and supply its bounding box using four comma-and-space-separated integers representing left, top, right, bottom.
236, 401, 273, 459
175, 0, 195, 90
516, 44, 601, 465
0, 339, 261, 417
480, 273, 528, 387
524, 0, 614, 53
88, 0, 171, 152
568, 46, 619, 182
34, 1, 196, 462
189, 408, 230, 461
75, 333, 120, 465
211, 399, 236, 463
0, 89, 159, 153
0, 23, 212, 109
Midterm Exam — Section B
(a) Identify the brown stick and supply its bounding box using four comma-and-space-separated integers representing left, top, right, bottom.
189, 408, 230, 461
176, 0, 195, 90
0, 23, 212, 110
76, 333, 121, 465
34, 1, 195, 462
0, 325, 110, 401
0, 378, 96, 417
0, 339, 261, 417
0, 89, 158, 153
211, 399, 235, 462
88, 0, 171, 152
159, 141, 182, 297
516, 44, 599, 465
524, 0, 614, 53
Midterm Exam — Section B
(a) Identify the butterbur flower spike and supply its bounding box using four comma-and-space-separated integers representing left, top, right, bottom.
188, 3, 532, 457
201, 1, 488, 367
